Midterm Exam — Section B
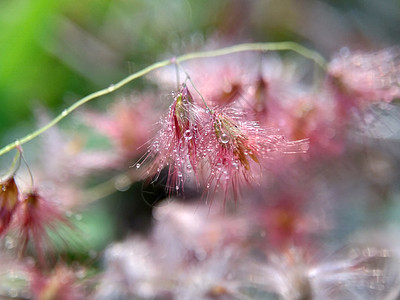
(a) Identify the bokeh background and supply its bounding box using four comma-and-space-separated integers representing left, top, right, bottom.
1, 0, 400, 266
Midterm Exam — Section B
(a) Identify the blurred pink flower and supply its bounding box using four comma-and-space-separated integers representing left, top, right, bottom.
328, 48, 400, 114
97, 201, 249, 300
83, 96, 157, 165
154, 53, 259, 107
31, 265, 85, 300
32, 107, 123, 209
249, 74, 347, 157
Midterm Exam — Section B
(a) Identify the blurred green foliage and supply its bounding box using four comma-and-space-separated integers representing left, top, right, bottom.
0, 0, 230, 140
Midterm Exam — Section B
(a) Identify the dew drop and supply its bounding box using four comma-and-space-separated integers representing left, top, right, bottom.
114, 175, 131, 191
61, 109, 68, 117
107, 84, 115, 92
136, 163, 141, 169
232, 161, 239, 170
175, 185, 179, 191
1, 185, 6, 192
220, 133, 229, 144
177, 171, 183, 177
186, 164, 192, 173
184, 130, 193, 140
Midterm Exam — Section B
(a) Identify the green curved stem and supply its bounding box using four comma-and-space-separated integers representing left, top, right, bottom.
0, 42, 326, 157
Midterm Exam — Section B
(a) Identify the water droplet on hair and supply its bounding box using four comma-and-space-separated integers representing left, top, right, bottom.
61, 109, 68, 116
114, 175, 131, 191
136, 163, 141, 169
184, 130, 193, 140
1, 185, 6, 192
220, 133, 229, 144
4, 236, 14, 249
177, 171, 183, 177
186, 164, 192, 173
232, 161, 239, 170
175, 185, 179, 191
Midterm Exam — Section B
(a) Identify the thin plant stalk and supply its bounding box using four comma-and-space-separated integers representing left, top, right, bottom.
0, 42, 326, 157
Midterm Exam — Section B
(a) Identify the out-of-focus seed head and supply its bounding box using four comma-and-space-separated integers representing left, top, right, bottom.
15, 190, 73, 266
0, 177, 19, 236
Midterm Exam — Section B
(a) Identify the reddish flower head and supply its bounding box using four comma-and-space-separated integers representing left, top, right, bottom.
138, 85, 207, 193
0, 177, 19, 236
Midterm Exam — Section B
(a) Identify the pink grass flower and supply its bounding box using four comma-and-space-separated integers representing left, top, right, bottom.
0, 177, 19, 236
199, 107, 309, 199
138, 85, 207, 193
14, 190, 72, 266
83, 96, 156, 165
